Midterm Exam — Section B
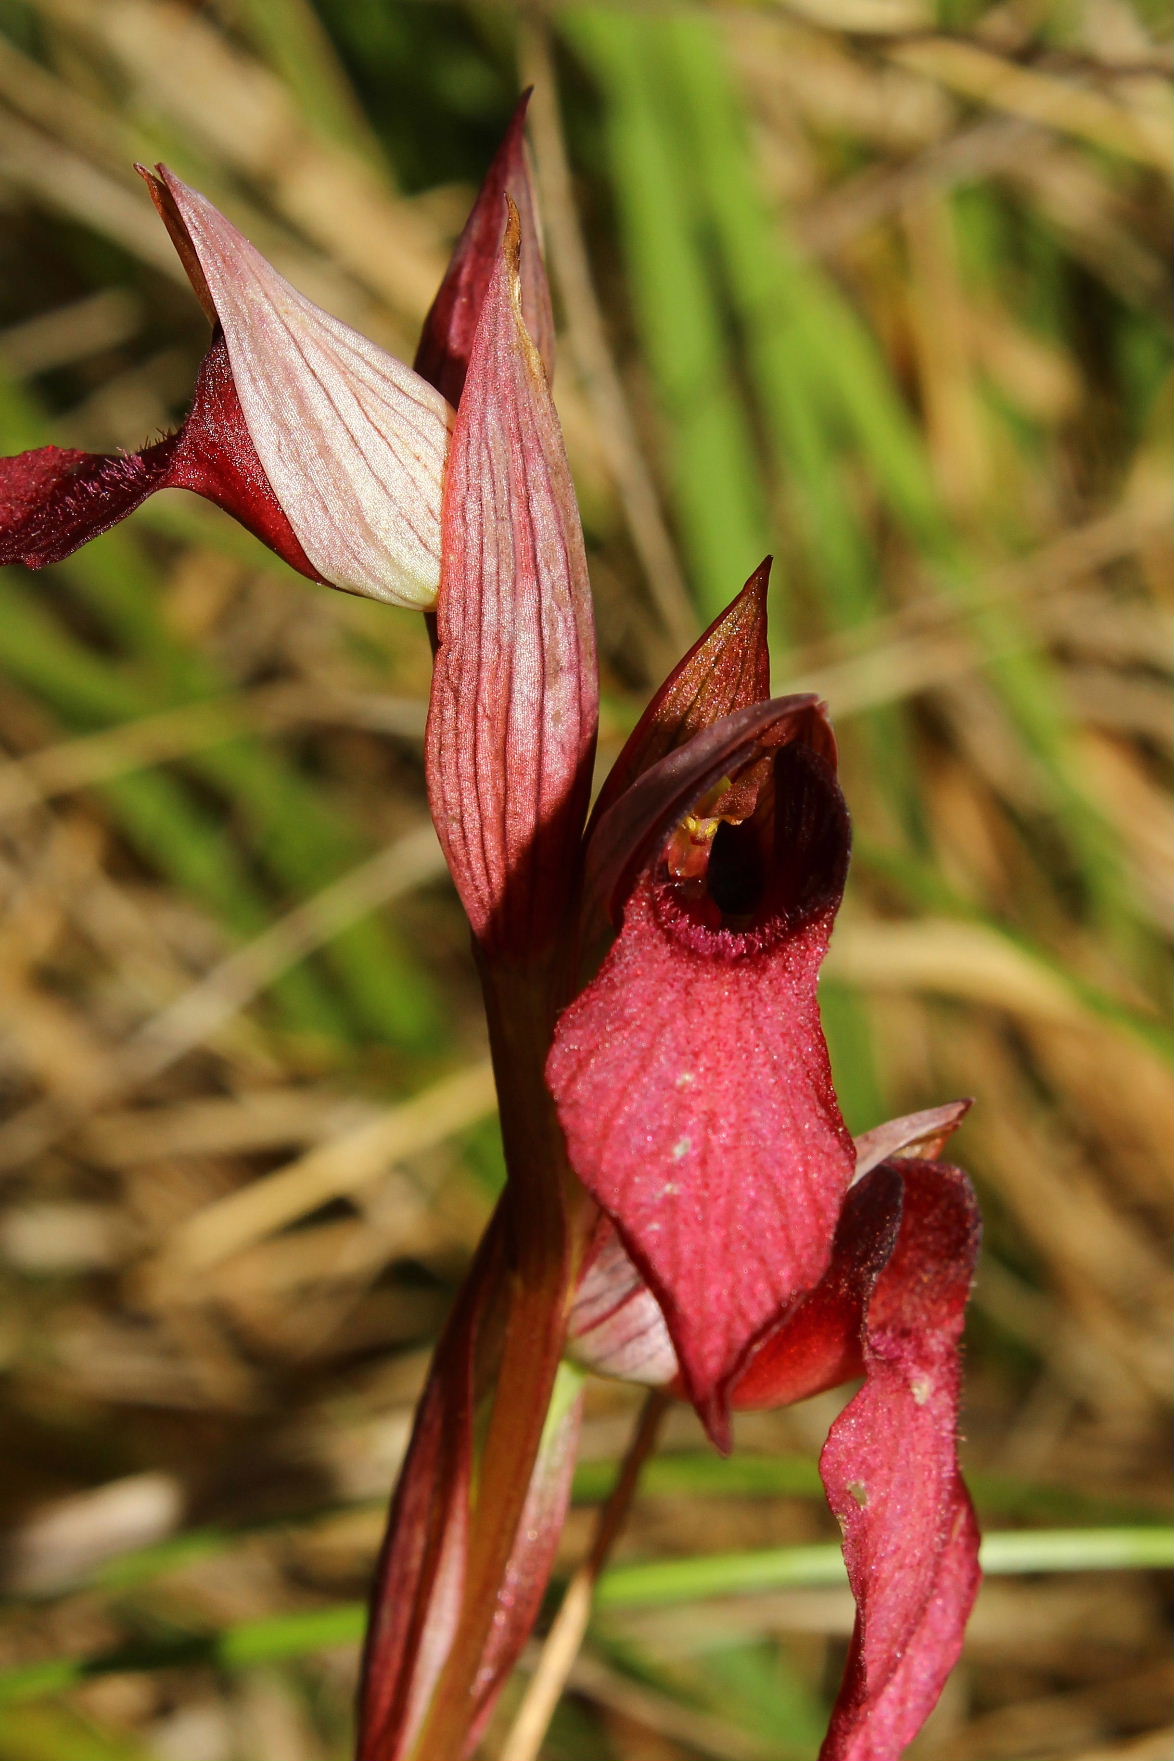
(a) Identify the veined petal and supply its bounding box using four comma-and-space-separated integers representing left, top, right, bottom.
591, 558, 772, 830
0, 334, 319, 580
464, 1367, 583, 1755
426, 205, 597, 955
157, 167, 454, 608
566, 1215, 679, 1387
548, 706, 854, 1446
819, 1161, 982, 1761
357, 1221, 499, 1760
415, 91, 555, 406
851, 1099, 972, 1183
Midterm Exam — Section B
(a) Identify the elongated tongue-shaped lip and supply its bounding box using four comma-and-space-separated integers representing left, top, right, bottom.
0, 332, 319, 580
817, 1159, 982, 1761
727, 1156, 983, 1761
150, 166, 454, 608
548, 698, 855, 1447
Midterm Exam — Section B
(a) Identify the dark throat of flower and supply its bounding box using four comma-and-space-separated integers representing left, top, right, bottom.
655, 742, 848, 954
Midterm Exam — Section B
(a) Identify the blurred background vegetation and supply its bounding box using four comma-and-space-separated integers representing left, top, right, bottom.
0, 0, 1169, 1757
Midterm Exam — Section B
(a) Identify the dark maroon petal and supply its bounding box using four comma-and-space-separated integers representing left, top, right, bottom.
0, 333, 319, 581
586, 693, 835, 932
591, 557, 773, 829
548, 727, 854, 1446
415, 92, 555, 407
729, 1166, 903, 1412
820, 1161, 982, 1761
426, 206, 596, 955
0, 437, 178, 569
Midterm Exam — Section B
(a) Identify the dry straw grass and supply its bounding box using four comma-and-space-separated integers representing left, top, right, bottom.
0, 1, 1169, 1757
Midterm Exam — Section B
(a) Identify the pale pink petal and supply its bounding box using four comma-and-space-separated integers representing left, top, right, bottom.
567, 1216, 679, 1387
160, 167, 453, 608
852, 1100, 973, 1182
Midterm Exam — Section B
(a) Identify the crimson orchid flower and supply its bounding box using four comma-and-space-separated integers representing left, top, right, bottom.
0, 99, 981, 1761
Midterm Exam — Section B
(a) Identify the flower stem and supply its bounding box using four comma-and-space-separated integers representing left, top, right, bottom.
500, 1387, 671, 1761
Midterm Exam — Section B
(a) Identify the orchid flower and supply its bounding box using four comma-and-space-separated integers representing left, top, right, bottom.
0, 170, 457, 606
0, 97, 981, 1761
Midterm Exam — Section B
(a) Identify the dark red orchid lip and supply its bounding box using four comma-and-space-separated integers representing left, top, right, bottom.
549, 704, 856, 1448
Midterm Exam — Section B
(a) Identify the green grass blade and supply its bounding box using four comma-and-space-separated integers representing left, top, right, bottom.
1, 1528, 1166, 1705
564, 8, 772, 621
596, 1526, 1174, 1607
